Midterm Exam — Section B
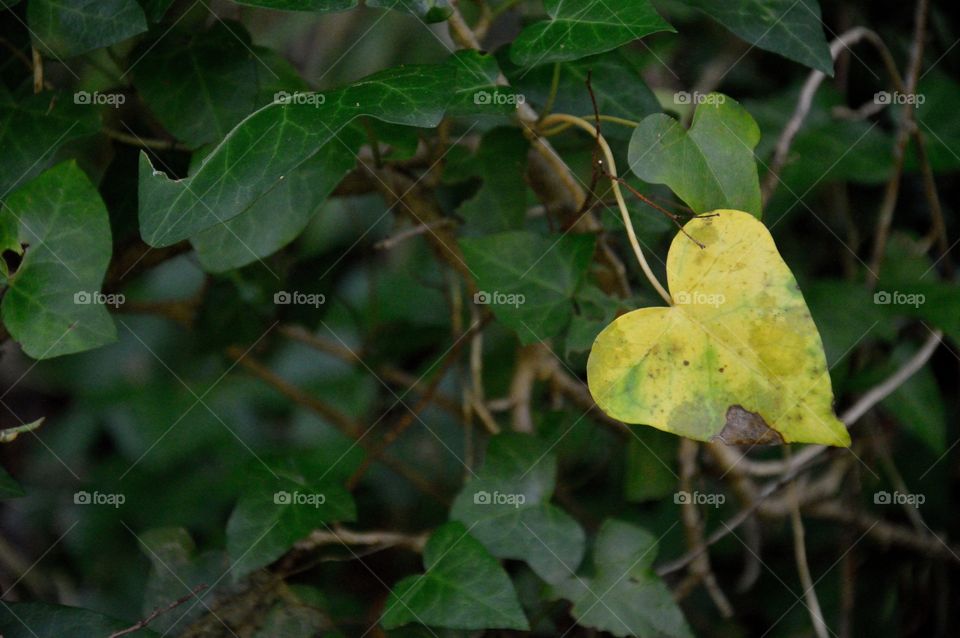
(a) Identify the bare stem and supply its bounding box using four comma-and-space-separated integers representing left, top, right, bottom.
538, 113, 672, 304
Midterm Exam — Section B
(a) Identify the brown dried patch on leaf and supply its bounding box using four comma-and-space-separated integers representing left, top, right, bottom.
711, 405, 784, 446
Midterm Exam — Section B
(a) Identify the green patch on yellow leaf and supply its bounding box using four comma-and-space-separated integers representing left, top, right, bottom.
587, 210, 849, 447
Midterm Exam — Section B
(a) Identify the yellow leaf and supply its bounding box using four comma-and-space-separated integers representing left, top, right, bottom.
587, 210, 849, 447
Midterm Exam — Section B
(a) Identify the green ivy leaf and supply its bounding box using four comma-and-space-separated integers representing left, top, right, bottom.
139, 52, 512, 246
460, 231, 595, 344
0, 603, 159, 637
457, 127, 529, 234
138, 527, 229, 635
624, 429, 679, 502
0, 89, 99, 198
233, 0, 451, 21
369, 0, 452, 22
510, 0, 673, 67
451, 433, 585, 585
881, 343, 946, 454
0, 464, 25, 499
381, 522, 529, 631
628, 94, 762, 217
27, 0, 148, 58
501, 49, 661, 137
549, 519, 693, 638
132, 23, 261, 148
191, 129, 361, 272
1, 162, 116, 359
226, 454, 358, 576
680, 0, 833, 75
138, 0, 175, 21
910, 71, 960, 173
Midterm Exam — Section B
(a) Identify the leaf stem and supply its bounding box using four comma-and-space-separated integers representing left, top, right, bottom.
539, 113, 672, 304
540, 62, 562, 119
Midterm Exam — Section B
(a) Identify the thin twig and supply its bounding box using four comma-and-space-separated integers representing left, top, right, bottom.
101, 127, 190, 152
107, 584, 208, 638
763, 27, 887, 203
226, 346, 447, 502
31, 46, 42, 94
538, 113, 672, 304
785, 447, 830, 638
867, 0, 929, 286
295, 527, 428, 554
675, 439, 734, 617
374, 219, 455, 251
346, 319, 484, 487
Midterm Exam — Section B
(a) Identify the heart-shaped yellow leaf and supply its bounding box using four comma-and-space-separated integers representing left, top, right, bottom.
587, 210, 849, 447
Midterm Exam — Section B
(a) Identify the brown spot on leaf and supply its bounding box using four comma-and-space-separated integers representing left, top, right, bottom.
711, 405, 784, 446
683, 360, 689, 366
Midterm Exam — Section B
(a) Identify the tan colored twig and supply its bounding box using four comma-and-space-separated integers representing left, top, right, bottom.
674, 439, 734, 617
295, 526, 428, 554
867, 0, 930, 286
763, 27, 894, 203
785, 447, 830, 638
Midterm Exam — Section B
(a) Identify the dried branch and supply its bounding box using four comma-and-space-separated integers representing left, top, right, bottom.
763, 27, 892, 203
674, 439, 733, 616
785, 448, 830, 638
295, 527, 428, 554
867, 0, 930, 285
